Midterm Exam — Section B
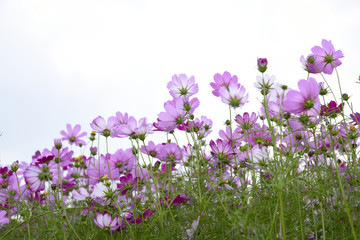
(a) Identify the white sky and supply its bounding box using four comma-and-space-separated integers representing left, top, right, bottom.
1, 0, 360, 165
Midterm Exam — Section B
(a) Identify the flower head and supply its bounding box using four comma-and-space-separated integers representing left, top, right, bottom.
283, 77, 320, 114
60, 124, 87, 146
311, 39, 344, 74
93, 213, 119, 231
167, 74, 198, 99
219, 82, 249, 109
210, 71, 239, 97
154, 98, 188, 132
90, 116, 118, 137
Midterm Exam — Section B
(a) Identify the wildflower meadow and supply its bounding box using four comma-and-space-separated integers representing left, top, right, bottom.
1, 39, 360, 239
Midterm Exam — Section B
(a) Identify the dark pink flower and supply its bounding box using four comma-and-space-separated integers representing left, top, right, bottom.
350, 112, 360, 125
283, 77, 320, 114
60, 124, 87, 146
320, 100, 344, 117
130, 209, 155, 224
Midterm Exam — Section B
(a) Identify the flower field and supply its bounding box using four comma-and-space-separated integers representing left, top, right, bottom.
1, 39, 360, 239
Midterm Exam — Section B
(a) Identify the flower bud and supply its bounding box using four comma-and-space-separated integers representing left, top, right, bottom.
257, 58, 268, 73
342, 93, 350, 101
54, 138, 62, 150
90, 146, 97, 156
10, 160, 19, 172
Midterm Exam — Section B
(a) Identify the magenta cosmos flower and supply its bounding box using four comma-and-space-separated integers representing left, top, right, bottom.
219, 82, 249, 109
311, 39, 344, 74
93, 212, 119, 231
167, 74, 198, 99
90, 116, 118, 137
283, 77, 320, 114
60, 124, 87, 146
210, 71, 239, 97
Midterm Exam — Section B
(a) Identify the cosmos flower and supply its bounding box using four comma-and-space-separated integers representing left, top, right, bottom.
91, 181, 117, 205
154, 98, 188, 132
235, 112, 258, 130
90, 116, 118, 137
23, 164, 54, 192
320, 100, 344, 117
116, 116, 153, 139
283, 77, 320, 114
219, 82, 249, 109
209, 139, 235, 165
210, 71, 239, 97
311, 39, 344, 74
254, 74, 275, 94
60, 124, 87, 146
167, 74, 198, 99
93, 213, 119, 231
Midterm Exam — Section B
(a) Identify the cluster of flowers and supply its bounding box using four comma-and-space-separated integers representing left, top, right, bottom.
0, 39, 359, 238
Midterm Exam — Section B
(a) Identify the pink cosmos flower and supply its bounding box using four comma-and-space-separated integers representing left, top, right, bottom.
110, 148, 135, 174
167, 74, 198, 99
140, 141, 162, 158
90, 116, 118, 137
72, 187, 92, 201
311, 39, 344, 74
154, 98, 188, 132
91, 182, 117, 205
158, 143, 182, 163
93, 213, 119, 231
209, 139, 235, 165
0, 210, 9, 225
23, 164, 54, 192
300, 54, 324, 74
235, 112, 258, 130
114, 112, 129, 125
283, 77, 320, 114
211, 71, 239, 97
116, 116, 153, 139
60, 124, 87, 146
219, 82, 249, 109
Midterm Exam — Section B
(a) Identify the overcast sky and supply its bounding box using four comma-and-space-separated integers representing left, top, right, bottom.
1, 0, 360, 165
